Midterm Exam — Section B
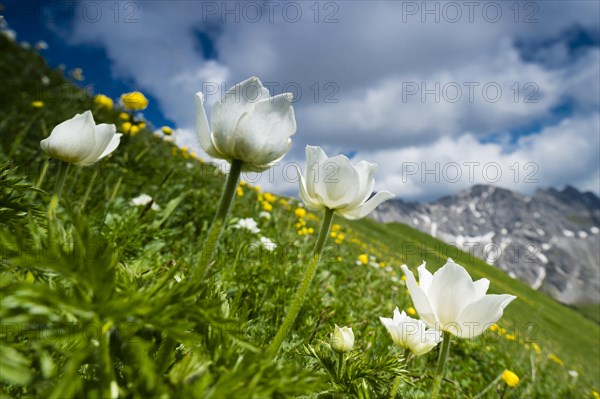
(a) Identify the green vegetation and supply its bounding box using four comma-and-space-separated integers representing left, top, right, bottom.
1, 35, 598, 398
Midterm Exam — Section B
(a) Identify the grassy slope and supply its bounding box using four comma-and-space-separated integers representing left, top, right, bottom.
349, 218, 600, 378
1, 34, 599, 396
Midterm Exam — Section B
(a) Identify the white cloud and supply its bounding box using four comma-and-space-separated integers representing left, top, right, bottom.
62, 1, 600, 200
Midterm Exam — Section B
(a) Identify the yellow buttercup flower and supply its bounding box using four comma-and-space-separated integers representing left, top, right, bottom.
505, 333, 516, 341
358, 254, 369, 265
501, 370, 519, 387
31, 100, 44, 108
94, 94, 113, 110
120, 91, 148, 110
161, 126, 173, 135
279, 198, 288, 206
548, 354, 564, 366
138, 122, 146, 129
180, 146, 190, 158
531, 342, 541, 354
592, 390, 599, 399
236, 186, 244, 197
295, 207, 306, 218
119, 112, 130, 120
263, 202, 273, 212
263, 192, 276, 203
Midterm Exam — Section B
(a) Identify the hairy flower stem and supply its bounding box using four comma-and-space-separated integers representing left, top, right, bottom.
53, 161, 70, 201
337, 352, 345, 381
431, 331, 452, 399
79, 168, 98, 212
193, 158, 243, 281
390, 348, 412, 397
267, 208, 335, 359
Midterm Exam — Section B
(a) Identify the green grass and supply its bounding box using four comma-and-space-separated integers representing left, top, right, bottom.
1, 34, 599, 398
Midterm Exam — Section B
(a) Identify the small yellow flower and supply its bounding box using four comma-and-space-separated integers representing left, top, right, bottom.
332, 224, 341, 232
295, 208, 307, 218
337, 233, 345, 241
138, 122, 146, 129
505, 333, 516, 341
25, 271, 35, 283
489, 323, 499, 332
337, 256, 342, 262
501, 370, 519, 387
279, 198, 288, 206
358, 254, 369, 265
531, 342, 541, 354
548, 354, 564, 366
120, 91, 148, 110
307, 227, 314, 235
401, 275, 407, 282
31, 100, 44, 108
263, 202, 273, 212
379, 261, 386, 268
335, 238, 343, 245
93, 94, 113, 110
119, 112, 130, 120
592, 390, 600, 399
122, 122, 132, 133
236, 186, 244, 197
180, 146, 189, 158
407, 307, 416, 316
161, 126, 174, 135
330, 231, 338, 238
263, 192, 276, 203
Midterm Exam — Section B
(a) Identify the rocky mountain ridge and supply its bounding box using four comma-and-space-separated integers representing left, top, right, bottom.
371, 184, 600, 304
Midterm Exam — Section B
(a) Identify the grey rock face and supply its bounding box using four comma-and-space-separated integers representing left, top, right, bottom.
371, 185, 600, 304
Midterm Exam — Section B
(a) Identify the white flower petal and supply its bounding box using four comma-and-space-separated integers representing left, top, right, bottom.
417, 262, 434, 293
78, 123, 116, 165
305, 146, 329, 203
401, 265, 438, 327
42, 111, 96, 163
473, 278, 490, 300
455, 294, 516, 338
314, 155, 360, 209
97, 133, 122, 161
428, 260, 480, 327
340, 190, 395, 220
231, 93, 295, 165
348, 160, 377, 208
295, 165, 323, 210
211, 77, 268, 155
195, 92, 221, 158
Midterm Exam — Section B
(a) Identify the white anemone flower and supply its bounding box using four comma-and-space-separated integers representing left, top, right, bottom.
195, 77, 296, 171
259, 236, 277, 251
40, 111, 121, 165
380, 308, 441, 356
130, 194, 159, 211
233, 218, 260, 234
401, 259, 516, 339
296, 146, 394, 220
331, 325, 354, 353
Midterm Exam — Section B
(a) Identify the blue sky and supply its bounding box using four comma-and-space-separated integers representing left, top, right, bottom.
3, 0, 599, 201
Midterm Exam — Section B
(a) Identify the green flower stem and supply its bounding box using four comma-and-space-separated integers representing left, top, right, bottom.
78, 168, 98, 212
431, 331, 452, 399
472, 373, 503, 399
337, 351, 345, 381
35, 159, 50, 189
267, 207, 335, 359
53, 161, 70, 201
390, 348, 411, 398
193, 158, 243, 281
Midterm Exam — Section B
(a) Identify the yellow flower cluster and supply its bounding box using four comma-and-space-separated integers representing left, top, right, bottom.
93, 94, 113, 110
122, 121, 146, 136
257, 192, 276, 212
329, 224, 345, 244
236, 186, 244, 197
31, 100, 44, 108
161, 126, 174, 135
120, 91, 148, 110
